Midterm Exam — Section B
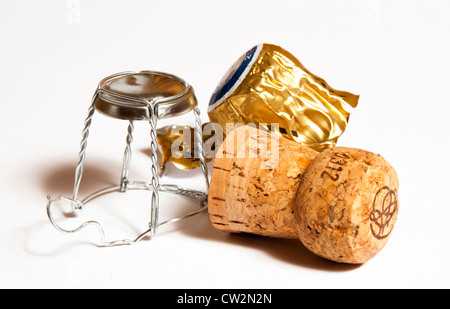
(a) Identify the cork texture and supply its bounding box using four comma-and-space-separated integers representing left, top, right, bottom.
294, 147, 399, 264
208, 125, 318, 238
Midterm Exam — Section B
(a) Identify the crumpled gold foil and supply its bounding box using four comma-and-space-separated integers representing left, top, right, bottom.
208, 43, 359, 152
157, 124, 216, 171
157, 43, 359, 170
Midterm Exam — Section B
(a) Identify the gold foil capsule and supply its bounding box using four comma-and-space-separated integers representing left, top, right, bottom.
208, 43, 359, 152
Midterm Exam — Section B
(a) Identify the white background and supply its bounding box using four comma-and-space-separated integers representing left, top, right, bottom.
1, 0, 449, 289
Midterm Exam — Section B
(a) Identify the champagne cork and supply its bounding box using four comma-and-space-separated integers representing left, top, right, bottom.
208, 125, 318, 239
208, 126, 399, 264
295, 147, 399, 264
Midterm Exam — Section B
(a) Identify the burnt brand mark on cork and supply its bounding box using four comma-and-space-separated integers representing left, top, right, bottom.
369, 186, 398, 240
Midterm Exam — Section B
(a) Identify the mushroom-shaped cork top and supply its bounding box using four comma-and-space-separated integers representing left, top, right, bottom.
295, 147, 399, 264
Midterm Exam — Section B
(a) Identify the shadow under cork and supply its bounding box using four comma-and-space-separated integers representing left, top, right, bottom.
176, 211, 361, 272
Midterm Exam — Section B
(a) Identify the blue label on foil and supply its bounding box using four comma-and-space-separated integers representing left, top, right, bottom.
209, 45, 258, 108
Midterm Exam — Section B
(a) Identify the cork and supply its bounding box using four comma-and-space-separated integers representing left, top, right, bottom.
208, 126, 399, 264
208, 125, 318, 239
295, 147, 399, 264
